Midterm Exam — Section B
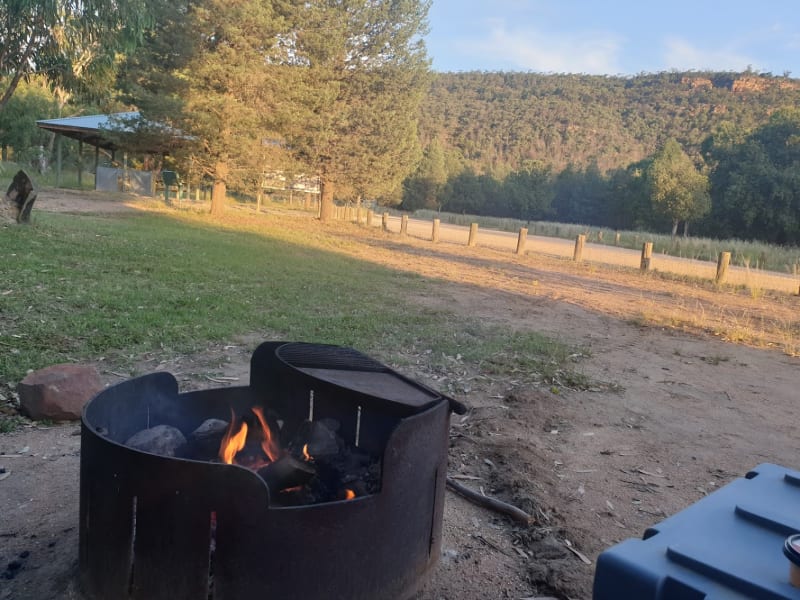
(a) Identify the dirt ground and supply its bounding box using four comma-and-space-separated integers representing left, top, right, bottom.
2, 189, 800, 600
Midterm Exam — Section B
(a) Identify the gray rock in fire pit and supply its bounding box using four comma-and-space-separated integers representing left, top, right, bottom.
18, 363, 104, 421
125, 425, 187, 457
190, 418, 229, 439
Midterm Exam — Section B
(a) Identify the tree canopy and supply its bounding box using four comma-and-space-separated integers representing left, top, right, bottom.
704, 108, 800, 244
118, 0, 430, 218
418, 71, 800, 177
0, 0, 156, 112
273, 0, 431, 220
118, 0, 287, 213
645, 138, 710, 237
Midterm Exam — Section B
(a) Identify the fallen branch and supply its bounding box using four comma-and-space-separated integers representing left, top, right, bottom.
446, 477, 533, 525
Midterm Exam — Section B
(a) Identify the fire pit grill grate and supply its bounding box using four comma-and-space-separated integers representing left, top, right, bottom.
276, 342, 388, 371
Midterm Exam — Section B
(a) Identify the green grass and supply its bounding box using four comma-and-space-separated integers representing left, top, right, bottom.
0, 210, 581, 396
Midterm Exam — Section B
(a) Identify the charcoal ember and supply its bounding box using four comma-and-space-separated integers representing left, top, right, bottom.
257, 454, 316, 494
290, 419, 339, 458
125, 425, 186, 457
183, 419, 229, 460
319, 418, 340, 433
276, 446, 381, 506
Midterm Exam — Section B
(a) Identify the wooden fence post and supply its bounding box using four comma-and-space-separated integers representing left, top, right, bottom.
366, 210, 373, 227
468, 223, 478, 247
614, 232, 621, 246
715, 251, 731, 285
597, 231, 603, 242
573, 234, 585, 262
356, 205, 362, 224
400, 215, 408, 236
432, 218, 440, 243
640, 242, 653, 271
382, 212, 389, 232
516, 227, 528, 255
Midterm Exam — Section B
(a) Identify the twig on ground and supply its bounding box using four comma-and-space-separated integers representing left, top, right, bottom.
472, 534, 514, 557
563, 539, 592, 565
204, 375, 239, 384
446, 477, 533, 525
636, 468, 666, 478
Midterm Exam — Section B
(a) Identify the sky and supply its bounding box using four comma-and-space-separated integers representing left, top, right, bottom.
426, 0, 800, 77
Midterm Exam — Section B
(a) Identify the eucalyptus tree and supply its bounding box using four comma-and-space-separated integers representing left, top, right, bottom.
0, 77, 56, 162
0, 0, 154, 112
645, 138, 710, 237
704, 108, 800, 244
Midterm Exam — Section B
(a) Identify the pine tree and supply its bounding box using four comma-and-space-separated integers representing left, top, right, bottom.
273, 0, 431, 221
118, 0, 286, 214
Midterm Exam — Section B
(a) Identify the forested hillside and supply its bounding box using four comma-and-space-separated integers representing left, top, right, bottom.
402, 70, 800, 243
417, 70, 799, 175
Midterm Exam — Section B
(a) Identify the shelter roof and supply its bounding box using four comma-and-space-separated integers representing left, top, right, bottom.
36, 112, 140, 150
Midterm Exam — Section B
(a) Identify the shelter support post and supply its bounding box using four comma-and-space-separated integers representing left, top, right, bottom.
78, 140, 83, 187
56, 134, 63, 188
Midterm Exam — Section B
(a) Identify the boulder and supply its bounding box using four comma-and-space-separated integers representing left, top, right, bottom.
17, 364, 104, 421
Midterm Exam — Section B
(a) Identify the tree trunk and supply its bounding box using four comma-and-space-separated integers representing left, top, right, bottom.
319, 178, 334, 222
210, 160, 228, 216
683, 221, 690, 238
671, 219, 679, 238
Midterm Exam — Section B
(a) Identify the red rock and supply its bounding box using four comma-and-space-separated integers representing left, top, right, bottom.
17, 364, 104, 421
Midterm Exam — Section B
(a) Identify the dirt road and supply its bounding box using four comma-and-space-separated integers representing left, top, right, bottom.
380, 214, 800, 295
2, 191, 799, 599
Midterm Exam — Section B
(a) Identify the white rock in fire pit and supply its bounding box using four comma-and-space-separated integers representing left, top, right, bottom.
125, 425, 186, 457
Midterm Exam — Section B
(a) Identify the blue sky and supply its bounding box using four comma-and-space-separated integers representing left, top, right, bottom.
426, 0, 800, 76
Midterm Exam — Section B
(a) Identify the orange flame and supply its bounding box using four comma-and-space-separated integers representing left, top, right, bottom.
219, 406, 284, 468
302, 444, 312, 461
344, 489, 356, 500
251, 406, 281, 463
220, 420, 248, 464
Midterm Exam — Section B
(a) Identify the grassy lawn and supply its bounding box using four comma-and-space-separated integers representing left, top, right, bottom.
0, 209, 578, 397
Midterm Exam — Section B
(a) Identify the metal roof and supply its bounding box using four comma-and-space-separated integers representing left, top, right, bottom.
36, 112, 140, 150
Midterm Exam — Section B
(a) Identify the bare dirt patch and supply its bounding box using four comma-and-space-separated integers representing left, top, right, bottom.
29, 186, 142, 215
2, 196, 800, 599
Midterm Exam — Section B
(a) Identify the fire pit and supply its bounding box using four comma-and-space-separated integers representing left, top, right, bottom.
79, 341, 465, 600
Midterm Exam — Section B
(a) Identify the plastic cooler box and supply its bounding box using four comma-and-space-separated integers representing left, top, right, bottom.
593, 463, 800, 599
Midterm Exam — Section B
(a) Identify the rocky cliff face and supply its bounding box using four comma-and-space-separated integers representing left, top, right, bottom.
732, 76, 800, 93
681, 76, 713, 89
681, 75, 800, 93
